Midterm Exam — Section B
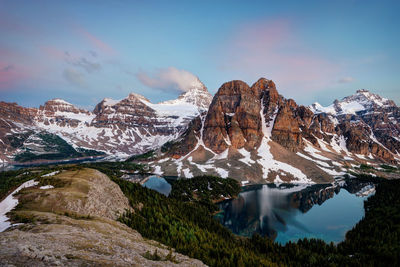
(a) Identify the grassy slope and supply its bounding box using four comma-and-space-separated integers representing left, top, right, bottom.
1, 167, 204, 266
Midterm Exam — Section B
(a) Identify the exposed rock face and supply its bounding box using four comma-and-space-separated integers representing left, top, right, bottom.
203, 80, 262, 153
0, 102, 37, 124
93, 93, 156, 127
271, 103, 302, 151
151, 78, 399, 183
175, 78, 338, 156
200, 78, 304, 154
0, 102, 38, 163
0, 169, 205, 266
311, 89, 400, 162
36, 99, 94, 128
0, 79, 212, 164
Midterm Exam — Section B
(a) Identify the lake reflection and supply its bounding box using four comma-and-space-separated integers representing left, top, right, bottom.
216, 182, 372, 244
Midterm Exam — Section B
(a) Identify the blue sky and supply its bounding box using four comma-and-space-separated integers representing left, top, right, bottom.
0, 0, 399, 109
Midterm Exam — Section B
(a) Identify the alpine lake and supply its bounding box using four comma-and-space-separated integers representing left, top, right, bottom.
138, 175, 374, 245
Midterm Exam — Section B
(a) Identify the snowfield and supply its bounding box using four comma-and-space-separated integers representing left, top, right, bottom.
0, 180, 38, 232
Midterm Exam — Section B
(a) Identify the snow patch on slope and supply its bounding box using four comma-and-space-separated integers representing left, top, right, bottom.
238, 148, 255, 166
257, 102, 313, 183
0, 180, 38, 232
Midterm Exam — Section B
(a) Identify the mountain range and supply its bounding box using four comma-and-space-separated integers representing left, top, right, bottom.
1, 77, 399, 183
0, 78, 212, 163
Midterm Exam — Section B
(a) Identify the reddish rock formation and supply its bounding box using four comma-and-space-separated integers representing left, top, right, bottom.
168, 78, 399, 166
202, 80, 261, 153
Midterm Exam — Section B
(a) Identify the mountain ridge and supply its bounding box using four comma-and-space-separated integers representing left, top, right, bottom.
0, 80, 212, 164
146, 78, 399, 183
1, 77, 399, 184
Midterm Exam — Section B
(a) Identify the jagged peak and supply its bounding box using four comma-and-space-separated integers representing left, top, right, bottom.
186, 76, 208, 92
126, 92, 150, 102
101, 97, 120, 107
251, 77, 273, 87
341, 89, 395, 108
310, 89, 396, 115
159, 78, 212, 110
46, 98, 73, 106
96, 93, 149, 108
40, 98, 91, 115
251, 78, 277, 97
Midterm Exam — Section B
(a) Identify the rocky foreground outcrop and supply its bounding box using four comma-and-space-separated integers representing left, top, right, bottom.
0, 169, 205, 266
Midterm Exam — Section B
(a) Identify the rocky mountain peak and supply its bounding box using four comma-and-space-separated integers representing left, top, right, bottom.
311, 89, 396, 116
94, 93, 153, 116
43, 98, 73, 108
199, 78, 284, 154
356, 89, 369, 93
251, 78, 277, 96
39, 98, 89, 115
127, 93, 150, 103
161, 77, 212, 110
341, 89, 395, 109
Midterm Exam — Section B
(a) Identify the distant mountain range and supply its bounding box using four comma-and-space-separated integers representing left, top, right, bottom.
0, 78, 212, 163
1, 77, 399, 183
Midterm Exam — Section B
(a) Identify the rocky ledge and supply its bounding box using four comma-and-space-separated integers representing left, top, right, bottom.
0, 169, 205, 266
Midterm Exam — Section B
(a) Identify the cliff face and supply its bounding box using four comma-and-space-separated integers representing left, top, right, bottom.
152, 78, 400, 183
203, 80, 262, 153
177, 78, 309, 156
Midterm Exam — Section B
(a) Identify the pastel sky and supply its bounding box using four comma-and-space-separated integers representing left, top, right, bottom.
0, 0, 399, 109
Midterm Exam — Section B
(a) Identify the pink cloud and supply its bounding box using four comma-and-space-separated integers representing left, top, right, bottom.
137, 67, 199, 92
0, 62, 27, 90
220, 19, 339, 94
77, 27, 116, 56
0, 46, 43, 91
0, 16, 34, 36
40, 46, 67, 60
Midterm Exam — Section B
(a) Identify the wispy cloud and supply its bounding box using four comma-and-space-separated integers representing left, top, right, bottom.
220, 19, 339, 93
338, 77, 355, 83
136, 67, 199, 92
77, 27, 116, 56
0, 62, 31, 90
65, 54, 101, 73
63, 68, 86, 87
1, 64, 14, 72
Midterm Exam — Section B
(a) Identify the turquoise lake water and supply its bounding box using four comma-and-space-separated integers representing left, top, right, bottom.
142, 177, 371, 244
217, 184, 370, 244
274, 189, 367, 244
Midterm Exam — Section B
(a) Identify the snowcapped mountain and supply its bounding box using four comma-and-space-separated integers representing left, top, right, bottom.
0, 79, 212, 164
1, 77, 399, 184
147, 80, 400, 183
159, 77, 213, 110
310, 89, 396, 115
309, 89, 400, 165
